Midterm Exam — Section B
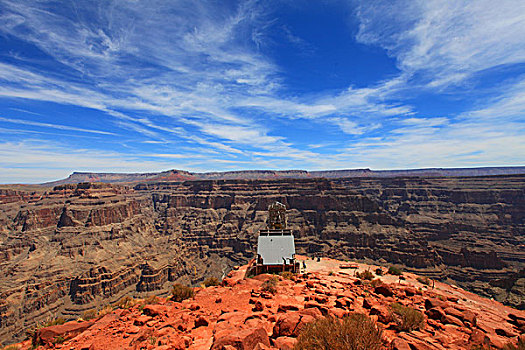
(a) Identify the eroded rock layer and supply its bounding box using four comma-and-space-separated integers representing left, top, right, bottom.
0, 175, 523, 344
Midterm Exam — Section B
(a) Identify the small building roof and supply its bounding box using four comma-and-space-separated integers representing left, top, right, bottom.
257, 234, 295, 265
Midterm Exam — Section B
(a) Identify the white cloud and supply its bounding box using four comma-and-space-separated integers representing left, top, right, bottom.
356, 0, 525, 87
0, 116, 116, 135
0, 0, 523, 182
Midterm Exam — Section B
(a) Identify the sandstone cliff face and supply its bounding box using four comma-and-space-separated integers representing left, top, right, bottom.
0, 176, 523, 344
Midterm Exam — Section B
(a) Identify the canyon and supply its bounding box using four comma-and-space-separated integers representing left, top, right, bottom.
0, 174, 524, 345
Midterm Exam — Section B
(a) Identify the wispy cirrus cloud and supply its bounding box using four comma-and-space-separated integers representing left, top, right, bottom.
355, 0, 525, 88
0, 116, 116, 135
0, 0, 523, 183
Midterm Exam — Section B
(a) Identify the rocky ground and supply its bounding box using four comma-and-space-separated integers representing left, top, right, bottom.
7, 256, 525, 350
0, 176, 523, 344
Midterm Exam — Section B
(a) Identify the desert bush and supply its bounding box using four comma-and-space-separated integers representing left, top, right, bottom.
375, 268, 383, 276
261, 276, 279, 294
149, 336, 158, 345
112, 296, 137, 310
356, 270, 374, 280
203, 277, 220, 287
97, 305, 113, 318
42, 317, 66, 328
53, 335, 66, 344
280, 271, 295, 280
502, 337, 525, 350
388, 266, 403, 276
3, 345, 19, 350
82, 309, 98, 321
294, 313, 383, 350
143, 295, 160, 304
171, 283, 194, 302
417, 276, 431, 286
390, 303, 425, 332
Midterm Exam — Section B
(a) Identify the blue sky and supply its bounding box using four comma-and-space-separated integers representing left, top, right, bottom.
0, 0, 524, 183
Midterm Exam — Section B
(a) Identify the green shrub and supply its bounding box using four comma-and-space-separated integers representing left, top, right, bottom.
388, 266, 403, 276
356, 270, 374, 280
261, 276, 278, 294
417, 276, 431, 286
82, 309, 98, 321
53, 335, 66, 344
171, 283, 194, 302
149, 336, 158, 345
97, 305, 113, 318
502, 337, 525, 350
375, 268, 383, 276
390, 303, 425, 332
42, 317, 66, 328
112, 296, 137, 309
294, 313, 383, 350
143, 295, 159, 304
280, 271, 295, 280
203, 277, 220, 287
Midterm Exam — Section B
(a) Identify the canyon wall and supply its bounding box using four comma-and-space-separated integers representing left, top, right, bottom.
0, 176, 523, 343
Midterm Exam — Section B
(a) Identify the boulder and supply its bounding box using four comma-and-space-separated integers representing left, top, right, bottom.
425, 307, 446, 320
212, 327, 270, 350
370, 305, 392, 324
253, 300, 264, 312
272, 309, 321, 338
34, 320, 95, 346
391, 338, 411, 350
444, 307, 476, 326
142, 304, 168, 317
442, 314, 464, 327
133, 315, 152, 326
424, 298, 448, 310
277, 302, 300, 312
195, 316, 209, 328
374, 284, 394, 297
273, 336, 296, 350
468, 329, 491, 348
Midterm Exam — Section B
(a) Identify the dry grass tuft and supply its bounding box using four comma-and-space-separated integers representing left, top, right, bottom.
203, 277, 220, 287
390, 303, 425, 332
356, 270, 374, 280
261, 276, 279, 294
143, 295, 160, 304
417, 276, 432, 286
171, 283, 194, 302
112, 296, 138, 310
280, 271, 295, 280
82, 309, 98, 321
388, 266, 403, 276
294, 313, 383, 350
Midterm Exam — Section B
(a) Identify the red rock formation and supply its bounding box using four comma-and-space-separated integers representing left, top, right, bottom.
6, 257, 524, 350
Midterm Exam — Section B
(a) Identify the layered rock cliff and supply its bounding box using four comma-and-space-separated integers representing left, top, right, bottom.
0, 175, 523, 344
